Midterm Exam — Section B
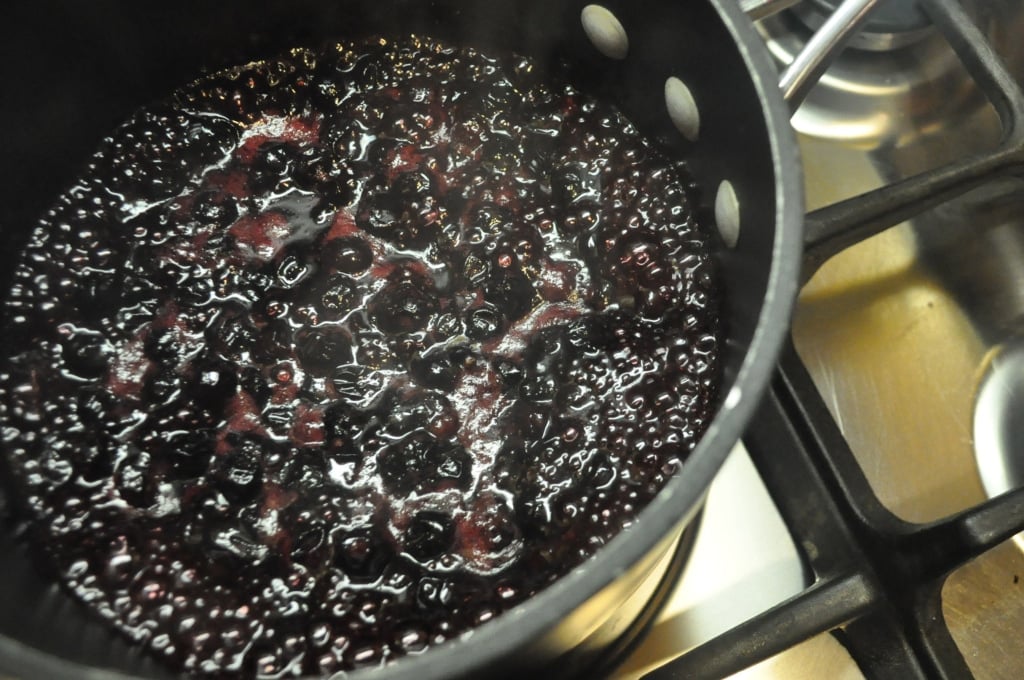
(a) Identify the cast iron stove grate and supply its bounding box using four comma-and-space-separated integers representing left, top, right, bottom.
646, 0, 1024, 677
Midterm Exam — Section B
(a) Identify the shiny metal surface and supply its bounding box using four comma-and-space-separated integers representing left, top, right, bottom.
622, 3, 1024, 677
778, 0, 885, 109
533, 525, 684, 668
784, 1, 1024, 675
614, 446, 817, 679
942, 538, 1024, 680
973, 337, 1024, 502
740, 0, 803, 22
791, 4, 933, 52
759, 10, 998, 151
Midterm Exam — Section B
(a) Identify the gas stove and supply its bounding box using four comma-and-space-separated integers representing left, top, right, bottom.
0, 2, 1019, 678
615, 1, 1024, 677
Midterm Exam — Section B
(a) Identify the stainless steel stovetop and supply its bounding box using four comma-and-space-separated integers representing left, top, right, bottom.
616, 1, 1024, 677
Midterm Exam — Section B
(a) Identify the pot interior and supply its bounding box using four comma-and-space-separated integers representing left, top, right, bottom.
0, 1, 789, 677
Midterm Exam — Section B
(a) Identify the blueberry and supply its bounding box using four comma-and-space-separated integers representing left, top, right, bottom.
519, 373, 557, 402
319, 113, 361, 155
264, 405, 293, 436
514, 484, 553, 533
250, 141, 301, 193
114, 447, 155, 507
404, 512, 454, 561
436, 448, 466, 482
415, 577, 453, 609
322, 404, 363, 460
355, 331, 397, 370
465, 304, 504, 341
0, 36, 724, 676
189, 356, 238, 411
252, 320, 294, 363
335, 529, 393, 582
370, 279, 438, 334
310, 197, 341, 224
378, 432, 470, 495
161, 429, 214, 479
384, 392, 457, 438
366, 137, 402, 170
144, 327, 181, 364
295, 327, 352, 374
360, 190, 400, 232
288, 520, 327, 563
238, 365, 272, 407
359, 188, 439, 250
493, 444, 530, 495
480, 136, 518, 174
410, 349, 459, 391
210, 313, 259, 358
329, 366, 374, 403
486, 269, 535, 321
143, 369, 181, 406
317, 275, 360, 319
181, 113, 242, 167
321, 237, 373, 275
462, 253, 488, 286
191, 191, 239, 230
276, 251, 315, 288
75, 386, 118, 430
206, 523, 270, 564
584, 449, 617, 489
280, 449, 327, 489
466, 203, 512, 240
295, 153, 355, 194
551, 162, 599, 205
211, 437, 264, 503
565, 317, 613, 353
235, 270, 277, 305
492, 358, 524, 390
61, 332, 110, 380
390, 170, 435, 202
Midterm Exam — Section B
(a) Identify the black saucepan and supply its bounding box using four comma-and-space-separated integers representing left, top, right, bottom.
0, 0, 801, 678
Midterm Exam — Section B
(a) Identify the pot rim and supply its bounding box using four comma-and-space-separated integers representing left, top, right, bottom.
348, 0, 805, 677
0, 0, 804, 677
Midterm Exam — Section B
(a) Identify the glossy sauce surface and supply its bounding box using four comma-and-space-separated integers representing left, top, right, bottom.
0, 37, 720, 676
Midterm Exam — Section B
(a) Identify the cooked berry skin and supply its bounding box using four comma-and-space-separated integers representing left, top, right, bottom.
0, 35, 721, 677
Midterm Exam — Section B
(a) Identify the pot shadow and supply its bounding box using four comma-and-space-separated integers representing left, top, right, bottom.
611, 446, 808, 678
611, 558, 811, 679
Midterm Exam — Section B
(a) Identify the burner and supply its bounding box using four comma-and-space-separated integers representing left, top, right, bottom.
795, 0, 931, 51
757, 8, 987, 147
974, 339, 1024, 504
626, 1, 1024, 677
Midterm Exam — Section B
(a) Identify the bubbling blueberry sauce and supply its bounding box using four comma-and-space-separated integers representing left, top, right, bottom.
0, 36, 721, 676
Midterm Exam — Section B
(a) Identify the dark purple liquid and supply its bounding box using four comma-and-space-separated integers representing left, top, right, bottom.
0, 36, 721, 676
